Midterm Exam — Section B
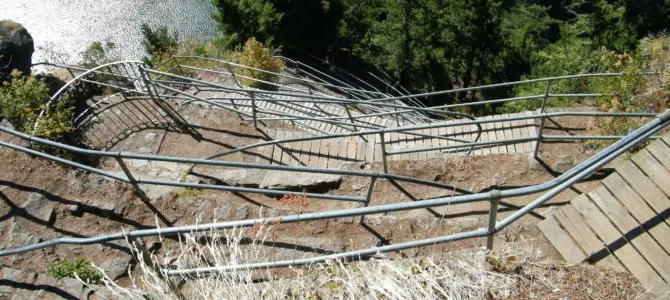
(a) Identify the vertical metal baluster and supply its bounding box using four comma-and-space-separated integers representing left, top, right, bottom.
534, 80, 552, 159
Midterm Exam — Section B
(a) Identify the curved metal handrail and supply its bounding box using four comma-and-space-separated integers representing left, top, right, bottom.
32, 61, 146, 133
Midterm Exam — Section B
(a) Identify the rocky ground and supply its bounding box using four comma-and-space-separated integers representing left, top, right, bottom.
0, 102, 645, 298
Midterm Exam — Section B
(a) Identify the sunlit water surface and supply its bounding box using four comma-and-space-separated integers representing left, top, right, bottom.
1, 0, 218, 66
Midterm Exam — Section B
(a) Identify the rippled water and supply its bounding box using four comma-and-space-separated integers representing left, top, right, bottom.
1, 0, 218, 65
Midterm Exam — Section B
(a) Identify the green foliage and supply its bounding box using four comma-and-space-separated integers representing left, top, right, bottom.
210, 0, 282, 49
208, 0, 669, 110
179, 39, 231, 59
0, 72, 50, 131
210, 0, 340, 55
639, 33, 670, 98
81, 41, 117, 68
140, 23, 179, 65
174, 187, 202, 197
174, 170, 201, 197
33, 95, 75, 140
235, 38, 283, 90
47, 257, 103, 285
335, 0, 515, 105
0, 72, 76, 157
623, 0, 670, 38
568, 0, 637, 52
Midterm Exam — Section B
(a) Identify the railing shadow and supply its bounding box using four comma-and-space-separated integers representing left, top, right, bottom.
0, 279, 79, 300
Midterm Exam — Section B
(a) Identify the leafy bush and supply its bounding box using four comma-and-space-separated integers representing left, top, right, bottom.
140, 23, 179, 65
178, 39, 230, 59
81, 41, 117, 68
235, 38, 283, 90
0, 71, 50, 131
47, 257, 103, 285
496, 30, 651, 115
0, 71, 76, 157
210, 0, 283, 49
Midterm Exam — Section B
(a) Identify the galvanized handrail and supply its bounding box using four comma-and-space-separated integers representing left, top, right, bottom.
0, 109, 667, 265
34, 59, 652, 138
13, 58, 664, 277
31, 59, 659, 174
169, 56, 389, 98
32, 61, 147, 133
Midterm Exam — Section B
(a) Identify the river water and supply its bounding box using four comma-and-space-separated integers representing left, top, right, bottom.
1, 0, 218, 65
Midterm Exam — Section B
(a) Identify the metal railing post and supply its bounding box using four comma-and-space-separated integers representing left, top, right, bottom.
486, 190, 501, 251
226, 63, 243, 88
174, 56, 198, 93
343, 104, 359, 132
534, 80, 552, 158
138, 67, 157, 102
359, 176, 378, 224
115, 156, 150, 202
250, 91, 258, 129
379, 133, 389, 173
365, 176, 377, 204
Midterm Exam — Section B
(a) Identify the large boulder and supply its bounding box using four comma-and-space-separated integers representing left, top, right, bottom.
0, 20, 34, 79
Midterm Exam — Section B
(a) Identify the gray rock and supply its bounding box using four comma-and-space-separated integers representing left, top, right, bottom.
138, 147, 152, 154
6, 218, 38, 248
89, 286, 114, 300
86, 198, 116, 214
59, 277, 84, 297
193, 168, 342, 192
196, 199, 212, 213
84, 173, 106, 190
22, 193, 54, 224
0, 268, 36, 296
0, 20, 34, 78
144, 132, 157, 142
552, 155, 575, 173
33, 274, 61, 299
260, 170, 342, 190
213, 202, 232, 220
100, 256, 131, 280
128, 158, 149, 168
151, 161, 185, 173
0, 118, 14, 130
208, 169, 267, 187
264, 207, 279, 218
526, 153, 544, 171
67, 204, 80, 214
235, 205, 249, 219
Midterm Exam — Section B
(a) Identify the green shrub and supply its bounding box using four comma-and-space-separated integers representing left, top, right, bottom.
235, 38, 283, 90
0, 71, 76, 157
0, 71, 50, 131
140, 23, 179, 66
81, 41, 117, 68
47, 257, 103, 285
174, 170, 201, 197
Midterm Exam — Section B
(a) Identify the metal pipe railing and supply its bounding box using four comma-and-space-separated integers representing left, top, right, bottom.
0, 125, 475, 195
33, 59, 658, 175
1, 110, 666, 261
8, 59, 668, 278
198, 111, 654, 171
40, 59, 646, 142
175, 57, 386, 98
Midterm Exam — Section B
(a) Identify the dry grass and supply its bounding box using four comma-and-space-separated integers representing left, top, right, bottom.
90, 224, 652, 299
